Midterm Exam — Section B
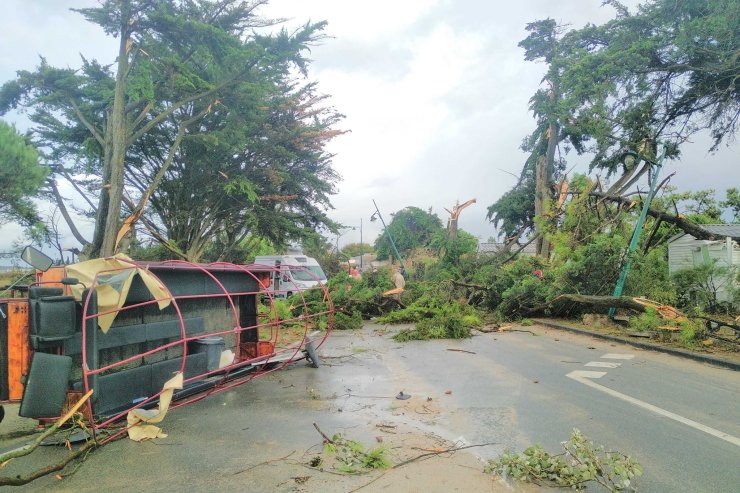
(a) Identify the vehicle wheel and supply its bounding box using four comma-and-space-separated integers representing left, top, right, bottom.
304, 340, 320, 368
286, 292, 293, 298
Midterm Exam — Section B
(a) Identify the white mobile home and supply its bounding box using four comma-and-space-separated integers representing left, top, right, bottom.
667, 224, 740, 304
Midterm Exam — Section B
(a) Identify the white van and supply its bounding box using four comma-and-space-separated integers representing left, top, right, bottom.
253, 255, 328, 297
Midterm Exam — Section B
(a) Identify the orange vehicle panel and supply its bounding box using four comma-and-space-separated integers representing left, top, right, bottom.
7, 300, 30, 400
37, 266, 69, 293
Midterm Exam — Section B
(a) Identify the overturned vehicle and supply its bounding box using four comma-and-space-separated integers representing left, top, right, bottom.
0, 247, 332, 442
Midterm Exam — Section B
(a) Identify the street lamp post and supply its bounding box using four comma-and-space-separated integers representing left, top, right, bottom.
371, 199, 405, 270
609, 145, 667, 317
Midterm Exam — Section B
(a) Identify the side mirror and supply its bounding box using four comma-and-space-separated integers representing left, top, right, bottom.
20, 246, 53, 272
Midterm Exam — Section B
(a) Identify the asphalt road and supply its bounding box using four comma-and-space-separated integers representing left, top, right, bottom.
383, 323, 740, 492
2, 322, 738, 492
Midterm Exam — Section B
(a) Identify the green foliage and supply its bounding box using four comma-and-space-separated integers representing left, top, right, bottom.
430, 229, 479, 267
678, 319, 707, 347
548, 0, 740, 167
388, 296, 481, 342
340, 243, 374, 258
320, 433, 391, 473
0, 121, 46, 226
333, 310, 363, 331
487, 429, 642, 491
671, 263, 737, 314
722, 188, 740, 222
629, 308, 662, 333
470, 255, 554, 317
302, 234, 342, 278
126, 241, 174, 261
374, 207, 443, 260
556, 234, 626, 296
486, 163, 536, 239
297, 269, 395, 331
625, 245, 677, 304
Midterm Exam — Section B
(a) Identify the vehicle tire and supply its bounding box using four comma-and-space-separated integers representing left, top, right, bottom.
286, 292, 293, 298
304, 340, 320, 368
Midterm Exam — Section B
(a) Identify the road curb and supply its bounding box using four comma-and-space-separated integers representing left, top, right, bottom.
533, 319, 740, 371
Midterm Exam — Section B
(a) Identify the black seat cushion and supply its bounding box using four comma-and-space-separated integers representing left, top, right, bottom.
19, 352, 72, 418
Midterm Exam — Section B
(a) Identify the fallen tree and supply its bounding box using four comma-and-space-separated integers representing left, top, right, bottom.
550, 294, 649, 313
589, 191, 739, 242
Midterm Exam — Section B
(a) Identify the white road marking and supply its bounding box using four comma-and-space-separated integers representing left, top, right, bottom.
567, 371, 740, 448
601, 353, 635, 360
585, 361, 622, 368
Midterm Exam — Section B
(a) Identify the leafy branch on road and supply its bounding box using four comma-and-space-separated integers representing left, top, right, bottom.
486, 428, 642, 492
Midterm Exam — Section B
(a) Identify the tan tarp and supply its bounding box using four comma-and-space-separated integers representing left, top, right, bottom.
65, 254, 171, 333
126, 372, 183, 441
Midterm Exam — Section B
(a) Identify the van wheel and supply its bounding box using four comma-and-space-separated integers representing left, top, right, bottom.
286, 292, 293, 298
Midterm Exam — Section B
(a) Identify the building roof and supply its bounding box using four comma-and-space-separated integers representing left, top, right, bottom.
698, 224, 740, 237
667, 224, 740, 243
478, 242, 537, 255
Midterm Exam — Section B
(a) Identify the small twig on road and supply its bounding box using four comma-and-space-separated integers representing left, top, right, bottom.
392, 442, 496, 469
233, 451, 296, 475
348, 442, 497, 493
338, 393, 395, 399
446, 348, 476, 354
313, 423, 335, 444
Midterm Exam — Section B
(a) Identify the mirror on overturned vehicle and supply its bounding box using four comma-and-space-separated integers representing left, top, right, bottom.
20, 245, 53, 272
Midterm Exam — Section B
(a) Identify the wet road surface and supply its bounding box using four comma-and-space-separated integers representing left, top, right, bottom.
1, 322, 738, 492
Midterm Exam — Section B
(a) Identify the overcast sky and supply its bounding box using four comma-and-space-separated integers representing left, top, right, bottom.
1, 0, 737, 257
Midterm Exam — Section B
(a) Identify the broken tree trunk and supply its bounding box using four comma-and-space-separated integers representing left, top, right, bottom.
444, 198, 476, 241
550, 294, 649, 313
589, 191, 739, 242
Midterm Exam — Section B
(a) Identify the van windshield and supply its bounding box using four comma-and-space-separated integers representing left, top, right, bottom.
290, 266, 326, 281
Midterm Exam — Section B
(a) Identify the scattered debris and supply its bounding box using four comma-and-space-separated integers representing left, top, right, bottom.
0, 390, 95, 486
396, 391, 411, 400
311, 427, 391, 474
444, 390, 452, 395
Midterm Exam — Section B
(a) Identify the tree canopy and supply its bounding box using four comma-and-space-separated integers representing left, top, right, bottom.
341, 243, 374, 258
0, 0, 341, 260
374, 207, 444, 260
0, 121, 46, 226
488, 0, 740, 247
